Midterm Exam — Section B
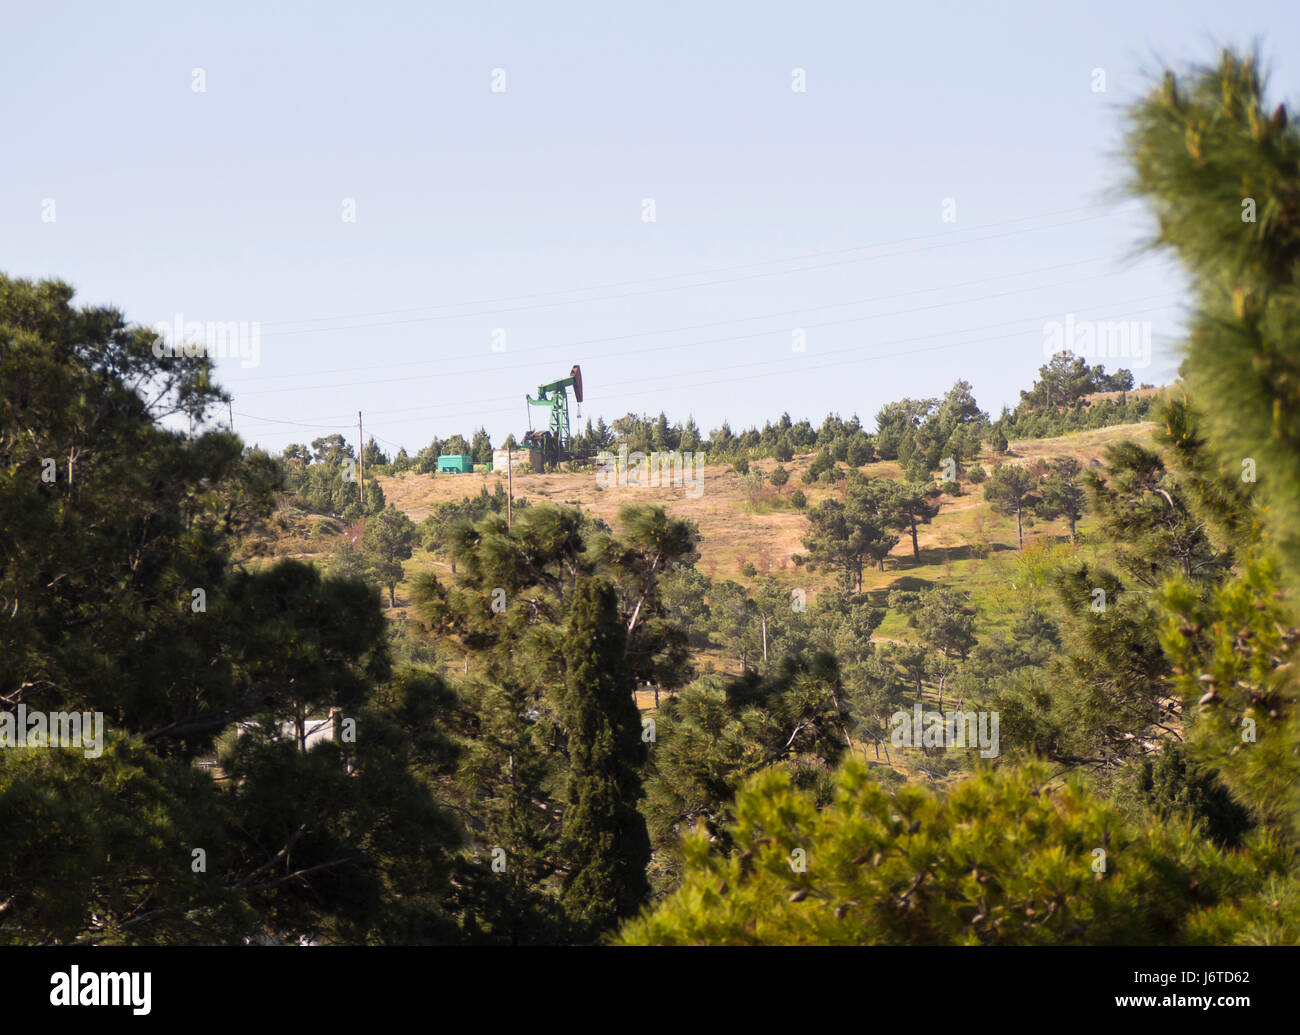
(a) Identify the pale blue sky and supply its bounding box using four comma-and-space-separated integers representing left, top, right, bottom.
3, 1, 1296, 455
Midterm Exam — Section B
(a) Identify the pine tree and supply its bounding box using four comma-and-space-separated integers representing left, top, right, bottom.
1083, 442, 1226, 587
1133, 743, 1253, 849
870, 478, 941, 562
618, 760, 1277, 945
886, 586, 977, 662
1034, 456, 1088, 544
642, 655, 850, 887
798, 495, 897, 589
1123, 44, 1300, 849
447, 677, 569, 945
1018, 352, 1106, 413
361, 505, 417, 606
982, 464, 1039, 548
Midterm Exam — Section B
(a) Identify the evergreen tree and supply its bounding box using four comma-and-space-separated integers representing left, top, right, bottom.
983, 463, 1040, 548
797, 495, 897, 590
657, 563, 713, 647
363, 476, 385, 516
887, 586, 977, 660
469, 427, 493, 465
1017, 352, 1126, 414
874, 479, 942, 562
1127, 50, 1300, 568
361, 505, 417, 606
445, 677, 570, 945
992, 564, 1173, 770
643, 653, 850, 886
873, 398, 937, 461
846, 436, 872, 466
618, 760, 1276, 945
1133, 744, 1253, 849
311, 433, 355, 467
442, 434, 472, 456
1083, 442, 1226, 586
1034, 456, 1088, 544
559, 578, 651, 935
362, 437, 389, 470
414, 438, 442, 473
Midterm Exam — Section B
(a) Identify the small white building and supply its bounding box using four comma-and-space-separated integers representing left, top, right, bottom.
492, 448, 529, 473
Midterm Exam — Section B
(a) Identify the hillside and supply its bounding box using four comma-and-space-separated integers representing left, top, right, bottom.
255, 421, 1155, 660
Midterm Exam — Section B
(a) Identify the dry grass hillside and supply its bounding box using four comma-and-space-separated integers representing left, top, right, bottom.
253, 421, 1155, 652
382, 423, 1151, 607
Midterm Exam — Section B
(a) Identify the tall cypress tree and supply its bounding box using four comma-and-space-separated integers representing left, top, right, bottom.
559, 577, 651, 935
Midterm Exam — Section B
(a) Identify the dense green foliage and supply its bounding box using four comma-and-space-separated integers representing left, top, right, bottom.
6, 44, 1300, 949
281, 434, 385, 519
618, 759, 1284, 945
0, 274, 463, 944
616, 47, 1300, 945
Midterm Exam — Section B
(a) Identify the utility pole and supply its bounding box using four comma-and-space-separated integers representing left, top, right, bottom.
358, 411, 365, 506
506, 444, 513, 529
228, 400, 234, 430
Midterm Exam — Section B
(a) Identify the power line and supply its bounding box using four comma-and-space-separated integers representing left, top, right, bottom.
233, 294, 1182, 439
232, 412, 355, 432
237, 293, 1181, 429
233, 260, 1170, 398
256, 203, 1110, 330
224, 251, 1139, 387
252, 210, 1117, 338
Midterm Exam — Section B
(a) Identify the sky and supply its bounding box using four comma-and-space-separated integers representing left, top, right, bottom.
3, 1, 1297, 457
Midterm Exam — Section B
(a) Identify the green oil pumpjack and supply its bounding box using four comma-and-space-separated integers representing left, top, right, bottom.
525, 365, 583, 470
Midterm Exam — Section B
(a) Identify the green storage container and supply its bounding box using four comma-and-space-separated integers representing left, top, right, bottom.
436, 454, 474, 474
